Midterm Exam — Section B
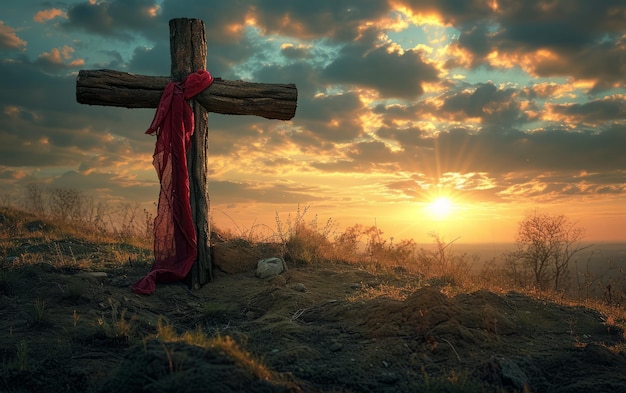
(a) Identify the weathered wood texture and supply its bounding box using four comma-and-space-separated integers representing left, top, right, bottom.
168, 18, 212, 289
76, 70, 298, 120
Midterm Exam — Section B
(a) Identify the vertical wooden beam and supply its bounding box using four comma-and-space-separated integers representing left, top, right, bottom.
169, 18, 212, 288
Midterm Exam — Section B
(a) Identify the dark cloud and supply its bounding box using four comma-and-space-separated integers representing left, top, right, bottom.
311, 122, 626, 192
323, 27, 440, 98
395, 0, 495, 27
251, 0, 391, 41
456, 24, 492, 62
280, 45, 312, 60
126, 45, 170, 75
428, 125, 626, 176
443, 0, 626, 92
440, 82, 531, 126
376, 126, 430, 147
549, 96, 626, 123
346, 140, 397, 164
298, 92, 365, 142
251, 61, 368, 143
496, 1, 625, 36
63, 0, 163, 40
0, 57, 156, 173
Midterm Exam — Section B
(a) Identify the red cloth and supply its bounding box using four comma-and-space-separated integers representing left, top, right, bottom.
132, 70, 214, 294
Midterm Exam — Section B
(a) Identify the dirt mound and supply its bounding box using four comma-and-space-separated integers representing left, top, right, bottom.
305, 286, 516, 340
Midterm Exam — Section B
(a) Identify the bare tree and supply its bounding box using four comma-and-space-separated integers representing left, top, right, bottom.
506, 211, 590, 291
48, 188, 84, 221
25, 183, 45, 215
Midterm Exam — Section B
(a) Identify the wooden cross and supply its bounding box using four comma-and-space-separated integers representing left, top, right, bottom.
75, 18, 297, 289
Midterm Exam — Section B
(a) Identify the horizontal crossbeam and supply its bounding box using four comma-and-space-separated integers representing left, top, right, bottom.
76, 69, 297, 121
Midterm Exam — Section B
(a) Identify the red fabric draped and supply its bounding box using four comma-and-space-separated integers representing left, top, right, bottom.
132, 70, 214, 295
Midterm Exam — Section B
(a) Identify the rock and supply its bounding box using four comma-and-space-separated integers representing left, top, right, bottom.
255, 257, 285, 279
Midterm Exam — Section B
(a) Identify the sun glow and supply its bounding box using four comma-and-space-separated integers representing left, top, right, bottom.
427, 197, 454, 219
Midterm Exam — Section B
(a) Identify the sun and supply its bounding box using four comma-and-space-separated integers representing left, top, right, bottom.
427, 197, 454, 219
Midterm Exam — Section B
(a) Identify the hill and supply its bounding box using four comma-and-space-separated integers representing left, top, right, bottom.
1, 207, 625, 392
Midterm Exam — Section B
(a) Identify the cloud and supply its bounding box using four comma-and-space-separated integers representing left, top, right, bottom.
48, 170, 157, 203
211, 180, 325, 205
62, 0, 163, 40
439, 82, 532, 126
250, 0, 392, 41
521, 82, 575, 100
547, 95, 626, 124
394, 0, 496, 27
35, 45, 84, 71
280, 43, 312, 60
33, 8, 67, 23
441, 0, 626, 93
322, 27, 440, 99
0, 21, 27, 50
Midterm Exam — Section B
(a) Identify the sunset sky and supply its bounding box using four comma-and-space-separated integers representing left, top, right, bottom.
0, 1, 625, 244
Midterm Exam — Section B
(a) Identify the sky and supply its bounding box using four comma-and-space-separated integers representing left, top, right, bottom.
0, 0, 625, 244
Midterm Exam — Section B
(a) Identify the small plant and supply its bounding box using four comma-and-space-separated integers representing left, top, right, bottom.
109, 300, 135, 341
30, 298, 51, 328
15, 340, 29, 371
155, 317, 178, 342
95, 299, 136, 342
275, 205, 336, 264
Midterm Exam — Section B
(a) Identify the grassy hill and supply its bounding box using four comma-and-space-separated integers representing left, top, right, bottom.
1, 206, 626, 392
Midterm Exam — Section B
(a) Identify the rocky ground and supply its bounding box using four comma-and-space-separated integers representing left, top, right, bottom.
1, 212, 626, 392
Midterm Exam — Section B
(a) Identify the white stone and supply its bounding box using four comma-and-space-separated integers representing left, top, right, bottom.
255, 257, 285, 279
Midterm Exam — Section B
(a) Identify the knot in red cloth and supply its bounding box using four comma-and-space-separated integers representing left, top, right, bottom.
132, 70, 213, 295
183, 70, 214, 99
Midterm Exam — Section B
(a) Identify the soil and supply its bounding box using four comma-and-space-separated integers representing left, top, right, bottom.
1, 221, 626, 392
